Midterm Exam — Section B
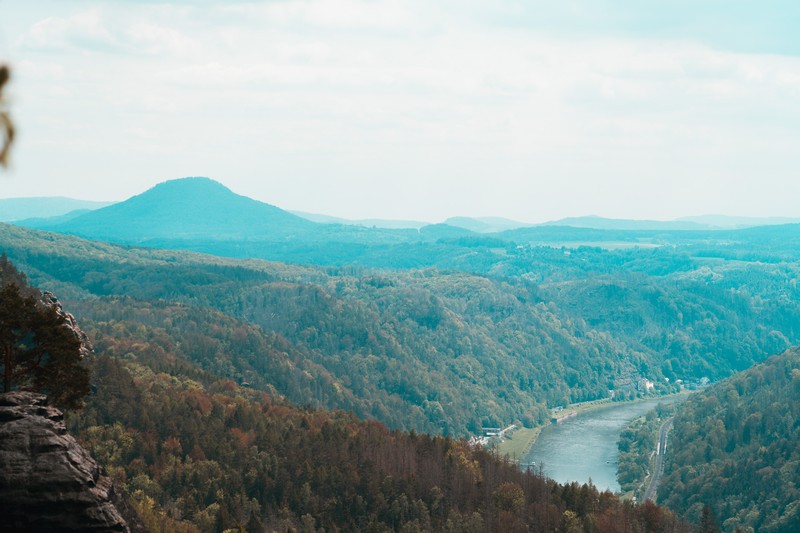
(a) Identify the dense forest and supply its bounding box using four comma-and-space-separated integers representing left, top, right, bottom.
5, 204, 798, 529
69, 352, 692, 532
617, 402, 677, 498
0, 252, 694, 531
2, 220, 800, 438
658, 348, 800, 532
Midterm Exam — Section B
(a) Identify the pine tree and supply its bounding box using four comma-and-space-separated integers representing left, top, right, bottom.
700, 505, 719, 533
0, 254, 90, 408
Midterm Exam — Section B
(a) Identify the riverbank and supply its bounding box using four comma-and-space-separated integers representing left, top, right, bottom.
566, 391, 691, 419
496, 426, 543, 462
497, 392, 690, 464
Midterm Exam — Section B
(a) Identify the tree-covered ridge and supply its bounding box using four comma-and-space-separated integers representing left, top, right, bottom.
70, 354, 690, 533
658, 348, 800, 532
4, 221, 800, 436
24, 177, 800, 264
0, 223, 676, 435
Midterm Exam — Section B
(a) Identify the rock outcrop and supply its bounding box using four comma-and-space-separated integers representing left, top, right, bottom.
42, 290, 94, 359
0, 391, 130, 532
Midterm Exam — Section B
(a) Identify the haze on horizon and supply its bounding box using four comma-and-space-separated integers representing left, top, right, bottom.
1, 0, 799, 223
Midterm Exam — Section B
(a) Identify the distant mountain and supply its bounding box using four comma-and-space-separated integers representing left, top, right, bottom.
418, 223, 477, 240
676, 214, 800, 228
444, 216, 533, 233
14, 209, 95, 229
291, 212, 531, 233
17, 177, 800, 268
291, 210, 429, 229
540, 215, 710, 231
0, 197, 113, 222
28, 178, 427, 258
40, 177, 316, 242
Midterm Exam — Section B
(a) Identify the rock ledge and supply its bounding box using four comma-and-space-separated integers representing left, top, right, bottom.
0, 391, 130, 532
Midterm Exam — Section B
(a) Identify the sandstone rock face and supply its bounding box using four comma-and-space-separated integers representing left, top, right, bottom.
42, 290, 94, 359
0, 391, 130, 532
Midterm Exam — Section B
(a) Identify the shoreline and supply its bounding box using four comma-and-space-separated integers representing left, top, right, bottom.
496, 391, 690, 464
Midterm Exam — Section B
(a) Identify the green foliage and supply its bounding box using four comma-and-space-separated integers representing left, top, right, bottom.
6, 219, 800, 435
659, 349, 800, 532
1, 223, 680, 435
0, 255, 90, 408
616, 403, 676, 496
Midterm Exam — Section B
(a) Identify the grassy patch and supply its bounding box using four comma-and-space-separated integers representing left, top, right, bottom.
497, 426, 543, 462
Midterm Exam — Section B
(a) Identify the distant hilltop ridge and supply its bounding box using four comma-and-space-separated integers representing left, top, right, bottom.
0, 196, 113, 222
7, 176, 800, 234
33, 177, 316, 242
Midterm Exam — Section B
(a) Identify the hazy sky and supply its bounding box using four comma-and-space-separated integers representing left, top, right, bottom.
1, 1, 799, 223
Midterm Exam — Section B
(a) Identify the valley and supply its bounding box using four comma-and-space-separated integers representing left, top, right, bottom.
2, 178, 800, 531
3, 3, 798, 530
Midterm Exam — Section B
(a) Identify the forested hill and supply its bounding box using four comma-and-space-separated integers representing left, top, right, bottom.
67, 350, 690, 532
20, 177, 800, 268
42, 177, 316, 240
658, 348, 800, 532
34, 177, 419, 246
0, 222, 644, 435
3, 221, 800, 437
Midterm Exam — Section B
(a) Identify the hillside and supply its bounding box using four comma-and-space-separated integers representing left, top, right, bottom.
658, 348, 800, 532
0, 255, 690, 532
540, 215, 710, 231
3, 221, 800, 440
66, 349, 689, 532
444, 216, 532, 233
13, 178, 800, 270
27, 177, 428, 252
676, 215, 800, 229
0, 222, 651, 435
291, 210, 430, 229
40, 177, 315, 242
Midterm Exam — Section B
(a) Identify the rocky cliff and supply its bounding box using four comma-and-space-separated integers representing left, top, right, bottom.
0, 391, 135, 532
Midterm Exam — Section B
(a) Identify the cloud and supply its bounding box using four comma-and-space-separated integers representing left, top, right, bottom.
23, 9, 123, 53
3, 1, 800, 220
221, 0, 418, 32
20, 7, 200, 58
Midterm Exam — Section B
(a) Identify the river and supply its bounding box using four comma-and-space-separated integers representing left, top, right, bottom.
522, 398, 680, 492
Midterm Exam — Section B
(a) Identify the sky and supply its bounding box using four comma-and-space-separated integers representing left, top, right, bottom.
0, 0, 799, 223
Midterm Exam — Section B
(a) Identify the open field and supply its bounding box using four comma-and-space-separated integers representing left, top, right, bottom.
496, 426, 543, 462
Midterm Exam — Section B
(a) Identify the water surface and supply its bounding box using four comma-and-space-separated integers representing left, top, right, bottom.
523, 398, 677, 492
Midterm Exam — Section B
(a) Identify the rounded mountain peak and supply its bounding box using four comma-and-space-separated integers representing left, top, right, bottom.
51, 177, 315, 241
149, 177, 231, 192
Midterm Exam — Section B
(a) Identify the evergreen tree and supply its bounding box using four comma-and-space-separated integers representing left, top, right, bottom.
0, 254, 90, 408
700, 505, 719, 533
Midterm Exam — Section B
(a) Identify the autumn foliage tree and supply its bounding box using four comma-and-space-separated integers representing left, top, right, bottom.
0, 254, 90, 408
